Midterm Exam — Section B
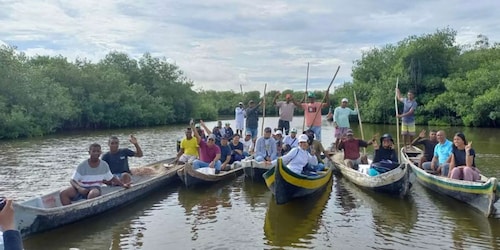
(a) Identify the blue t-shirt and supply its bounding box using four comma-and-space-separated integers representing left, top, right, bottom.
433, 140, 453, 165
402, 98, 417, 123
220, 144, 232, 163
101, 148, 135, 174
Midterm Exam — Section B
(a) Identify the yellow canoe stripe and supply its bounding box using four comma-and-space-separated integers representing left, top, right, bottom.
278, 160, 332, 189
413, 168, 496, 194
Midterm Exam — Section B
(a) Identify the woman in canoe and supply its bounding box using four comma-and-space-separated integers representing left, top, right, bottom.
448, 132, 480, 181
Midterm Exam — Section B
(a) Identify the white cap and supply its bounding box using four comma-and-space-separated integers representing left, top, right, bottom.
341, 98, 348, 103
238, 102, 243, 105
298, 134, 309, 143
290, 128, 297, 133
274, 130, 282, 135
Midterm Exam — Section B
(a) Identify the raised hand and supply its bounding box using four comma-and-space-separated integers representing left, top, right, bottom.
419, 129, 426, 138
129, 135, 138, 145
465, 141, 472, 152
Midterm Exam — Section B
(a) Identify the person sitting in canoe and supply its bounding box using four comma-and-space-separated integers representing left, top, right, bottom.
410, 129, 438, 168
273, 130, 284, 156
368, 134, 399, 176
254, 127, 277, 162
337, 129, 374, 170
282, 127, 299, 154
448, 132, 480, 181
241, 131, 254, 156
267, 134, 319, 175
174, 126, 200, 165
422, 130, 452, 176
219, 134, 233, 171
304, 129, 332, 170
102, 135, 143, 186
60, 143, 130, 206
192, 120, 223, 174
229, 134, 245, 163
223, 122, 235, 141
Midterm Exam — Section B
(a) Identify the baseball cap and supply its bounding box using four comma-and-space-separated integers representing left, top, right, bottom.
207, 134, 216, 140
274, 130, 283, 135
245, 131, 252, 136
195, 123, 201, 128
346, 129, 354, 135
307, 92, 315, 98
238, 102, 243, 105
342, 98, 348, 103
298, 134, 309, 143
290, 128, 297, 133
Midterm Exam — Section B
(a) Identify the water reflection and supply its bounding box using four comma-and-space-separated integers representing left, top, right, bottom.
263, 179, 333, 248
241, 177, 272, 208
23, 187, 178, 250
417, 185, 500, 249
335, 176, 418, 246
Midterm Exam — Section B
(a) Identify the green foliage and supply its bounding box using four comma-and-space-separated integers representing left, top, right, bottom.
1, 28, 499, 139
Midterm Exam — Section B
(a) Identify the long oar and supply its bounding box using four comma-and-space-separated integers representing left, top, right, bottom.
395, 77, 400, 162
260, 83, 267, 136
354, 91, 366, 154
302, 62, 310, 132
308, 65, 340, 130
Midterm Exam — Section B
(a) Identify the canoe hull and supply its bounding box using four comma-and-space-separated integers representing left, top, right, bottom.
243, 160, 271, 182
177, 162, 244, 187
263, 158, 333, 205
403, 146, 498, 217
14, 159, 182, 238
332, 152, 411, 197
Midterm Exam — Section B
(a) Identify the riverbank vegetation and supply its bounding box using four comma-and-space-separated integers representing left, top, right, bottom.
1, 28, 498, 139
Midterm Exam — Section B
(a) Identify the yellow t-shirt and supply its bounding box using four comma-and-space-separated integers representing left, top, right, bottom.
181, 137, 199, 157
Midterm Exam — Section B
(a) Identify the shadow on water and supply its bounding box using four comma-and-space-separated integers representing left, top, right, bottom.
334, 176, 418, 239
22, 184, 180, 250
263, 179, 333, 248
415, 184, 500, 249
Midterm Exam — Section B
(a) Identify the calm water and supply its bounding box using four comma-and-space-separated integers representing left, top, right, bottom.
1, 117, 500, 249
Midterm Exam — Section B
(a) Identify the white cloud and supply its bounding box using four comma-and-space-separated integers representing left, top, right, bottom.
1, 0, 499, 94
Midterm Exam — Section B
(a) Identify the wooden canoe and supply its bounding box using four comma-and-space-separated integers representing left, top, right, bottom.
243, 159, 272, 182
402, 146, 498, 217
14, 158, 182, 238
332, 152, 411, 197
263, 158, 333, 205
177, 161, 244, 187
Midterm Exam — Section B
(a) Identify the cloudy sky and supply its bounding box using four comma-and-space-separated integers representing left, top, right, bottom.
1, 0, 499, 93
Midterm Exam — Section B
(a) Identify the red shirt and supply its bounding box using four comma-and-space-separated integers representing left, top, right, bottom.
340, 139, 368, 160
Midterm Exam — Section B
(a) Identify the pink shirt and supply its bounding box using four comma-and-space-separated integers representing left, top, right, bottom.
198, 140, 221, 162
301, 102, 323, 126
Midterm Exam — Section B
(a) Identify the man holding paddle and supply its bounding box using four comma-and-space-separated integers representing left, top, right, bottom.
299, 91, 329, 141
333, 98, 358, 151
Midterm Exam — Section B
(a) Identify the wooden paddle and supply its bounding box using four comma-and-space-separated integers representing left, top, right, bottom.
395, 77, 401, 162
353, 91, 366, 154
302, 62, 310, 132
260, 83, 267, 136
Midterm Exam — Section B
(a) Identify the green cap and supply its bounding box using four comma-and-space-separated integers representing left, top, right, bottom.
308, 92, 315, 98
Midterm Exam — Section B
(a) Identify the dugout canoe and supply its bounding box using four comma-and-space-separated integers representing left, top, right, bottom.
332, 152, 411, 197
402, 146, 498, 217
243, 158, 272, 182
14, 158, 182, 238
263, 158, 333, 205
177, 161, 246, 187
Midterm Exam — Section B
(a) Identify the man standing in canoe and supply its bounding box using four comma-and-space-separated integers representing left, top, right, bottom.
235, 102, 245, 137
396, 89, 418, 149
299, 91, 329, 141
333, 98, 358, 151
245, 99, 262, 142
273, 92, 300, 135
102, 135, 143, 185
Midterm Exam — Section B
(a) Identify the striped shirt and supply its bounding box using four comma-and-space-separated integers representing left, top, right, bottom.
72, 159, 114, 187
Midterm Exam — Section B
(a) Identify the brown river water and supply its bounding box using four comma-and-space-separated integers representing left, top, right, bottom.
1, 117, 500, 249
